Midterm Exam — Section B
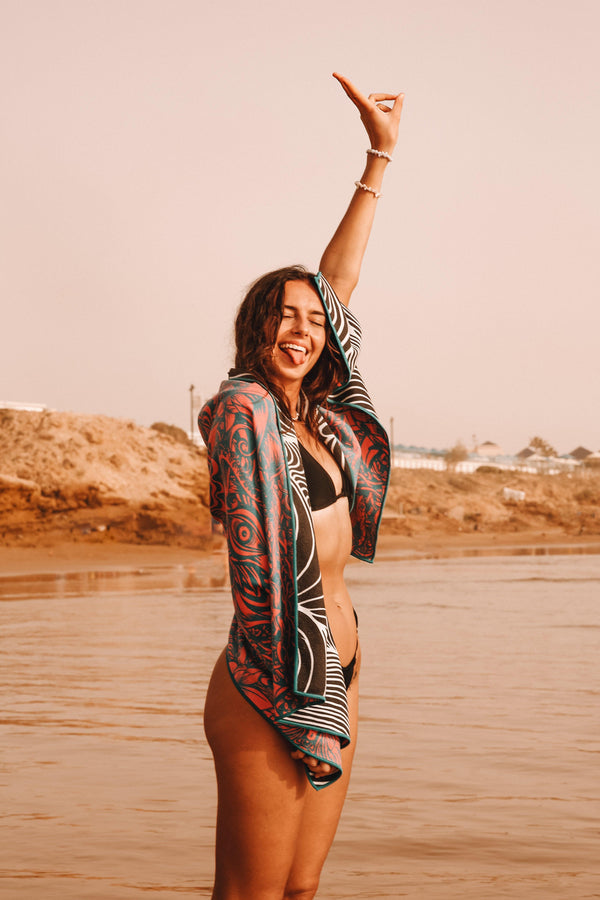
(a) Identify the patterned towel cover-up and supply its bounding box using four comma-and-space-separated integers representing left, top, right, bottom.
199, 273, 390, 788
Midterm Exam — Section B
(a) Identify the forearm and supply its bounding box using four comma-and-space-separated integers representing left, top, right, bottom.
319, 153, 391, 306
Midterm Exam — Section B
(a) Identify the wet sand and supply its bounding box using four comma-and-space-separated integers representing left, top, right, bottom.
2, 531, 600, 575
1, 548, 599, 898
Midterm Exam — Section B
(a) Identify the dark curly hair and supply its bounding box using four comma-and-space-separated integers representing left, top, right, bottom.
233, 266, 345, 431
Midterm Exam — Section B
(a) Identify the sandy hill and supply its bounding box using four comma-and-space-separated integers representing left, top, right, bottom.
1, 408, 599, 550
0, 409, 212, 547
384, 467, 600, 540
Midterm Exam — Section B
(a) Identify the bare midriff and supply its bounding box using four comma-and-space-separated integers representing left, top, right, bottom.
293, 420, 357, 666
311, 497, 355, 667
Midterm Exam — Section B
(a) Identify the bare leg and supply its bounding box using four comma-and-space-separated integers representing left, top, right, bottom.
284, 665, 360, 900
204, 651, 310, 900
204, 650, 360, 900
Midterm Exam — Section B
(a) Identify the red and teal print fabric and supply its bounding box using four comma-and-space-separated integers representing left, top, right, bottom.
199, 274, 390, 788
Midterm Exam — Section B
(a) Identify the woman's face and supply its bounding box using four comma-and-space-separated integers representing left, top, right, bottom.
270, 281, 327, 391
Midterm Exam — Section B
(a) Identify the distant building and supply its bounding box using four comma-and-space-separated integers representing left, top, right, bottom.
516, 446, 535, 460
0, 401, 47, 412
475, 441, 504, 458
569, 446, 593, 461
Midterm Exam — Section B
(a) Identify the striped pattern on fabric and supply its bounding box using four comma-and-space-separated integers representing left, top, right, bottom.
314, 273, 378, 419
277, 414, 350, 742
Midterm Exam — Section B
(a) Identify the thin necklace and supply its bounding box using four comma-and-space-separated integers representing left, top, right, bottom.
291, 394, 303, 422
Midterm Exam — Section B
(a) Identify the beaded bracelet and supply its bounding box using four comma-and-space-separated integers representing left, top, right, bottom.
355, 181, 381, 199
367, 148, 393, 162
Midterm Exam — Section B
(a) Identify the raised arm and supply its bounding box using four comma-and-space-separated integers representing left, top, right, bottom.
318, 73, 404, 306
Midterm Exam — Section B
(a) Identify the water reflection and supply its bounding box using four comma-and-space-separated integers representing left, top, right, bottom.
0, 563, 228, 602
381, 541, 600, 563
2, 553, 599, 898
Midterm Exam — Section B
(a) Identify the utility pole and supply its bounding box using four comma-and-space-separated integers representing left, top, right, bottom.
189, 384, 195, 440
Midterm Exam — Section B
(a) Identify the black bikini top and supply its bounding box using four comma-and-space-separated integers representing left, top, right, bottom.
298, 442, 350, 511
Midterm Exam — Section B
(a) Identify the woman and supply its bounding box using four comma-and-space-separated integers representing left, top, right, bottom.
199, 72, 403, 900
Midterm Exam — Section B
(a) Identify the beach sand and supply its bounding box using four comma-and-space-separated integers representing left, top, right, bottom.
2, 409, 600, 563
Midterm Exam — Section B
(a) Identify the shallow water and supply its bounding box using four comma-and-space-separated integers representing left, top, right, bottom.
1, 553, 599, 898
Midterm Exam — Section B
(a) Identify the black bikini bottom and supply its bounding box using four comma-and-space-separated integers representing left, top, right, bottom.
341, 609, 359, 690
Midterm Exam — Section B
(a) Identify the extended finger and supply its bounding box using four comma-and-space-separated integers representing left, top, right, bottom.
332, 72, 370, 110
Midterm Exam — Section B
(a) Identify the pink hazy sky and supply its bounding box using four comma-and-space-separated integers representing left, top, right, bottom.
2, 0, 599, 454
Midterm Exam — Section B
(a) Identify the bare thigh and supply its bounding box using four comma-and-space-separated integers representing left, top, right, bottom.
285, 647, 360, 896
204, 651, 309, 899
204, 650, 359, 900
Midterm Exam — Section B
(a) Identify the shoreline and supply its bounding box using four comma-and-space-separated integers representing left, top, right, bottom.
376, 531, 600, 559
2, 532, 600, 578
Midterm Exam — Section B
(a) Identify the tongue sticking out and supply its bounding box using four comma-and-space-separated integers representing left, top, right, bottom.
281, 346, 306, 366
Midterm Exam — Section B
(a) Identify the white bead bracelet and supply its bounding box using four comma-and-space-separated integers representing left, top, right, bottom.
355, 181, 381, 199
367, 148, 393, 162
